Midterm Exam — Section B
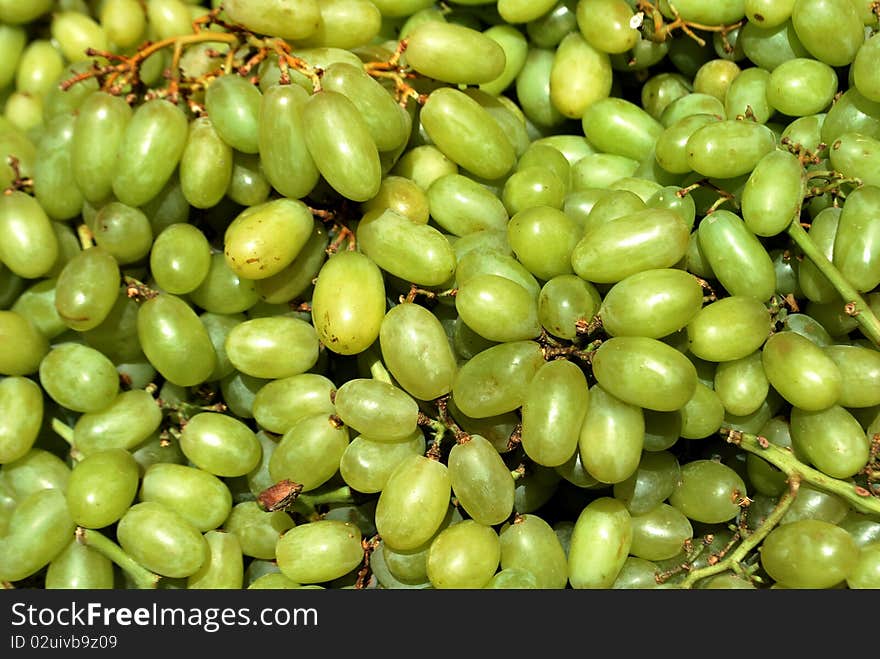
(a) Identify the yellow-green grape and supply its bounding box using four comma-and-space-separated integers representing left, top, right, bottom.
791, 0, 864, 67
0, 488, 75, 583
830, 134, 880, 189
506, 206, 578, 280
655, 114, 721, 175
91, 202, 153, 265
847, 542, 880, 589
38, 343, 119, 414
823, 345, 880, 408
0, 376, 43, 464
521, 359, 589, 468
745, 0, 795, 27
205, 74, 261, 154
499, 514, 568, 589
391, 144, 459, 190
45, 539, 114, 590
179, 117, 233, 209
426, 519, 500, 589
790, 405, 870, 479
582, 97, 664, 162
276, 520, 362, 585
0, 311, 48, 377
762, 331, 842, 410
15, 39, 63, 97
302, 90, 382, 202
187, 530, 244, 589
311, 251, 386, 356
361, 176, 429, 225
0, 448, 71, 502
179, 412, 261, 478
149, 223, 212, 295
375, 455, 451, 551
0, 190, 58, 279
112, 99, 188, 207
678, 382, 725, 439
379, 302, 457, 401
714, 351, 770, 416
767, 57, 839, 117
549, 32, 612, 120
456, 274, 541, 343
224, 317, 319, 380
571, 209, 690, 284
480, 24, 529, 96
117, 501, 208, 578
741, 149, 806, 236
660, 92, 726, 127
686, 296, 772, 362
853, 33, 880, 103
222, 0, 321, 41
629, 504, 694, 562
146, 0, 195, 40
72, 389, 163, 456
100, 0, 147, 48
254, 220, 328, 304
140, 463, 232, 533
420, 87, 516, 181
339, 430, 425, 494
405, 21, 506, 85
669, 459, 747, 524
357, 209, 456, 287
761, 519, 859, 588
448, 435, 514, 526
456, 249, 540, 299
224, 502, 294, 560
568, 497, 632, 588
693, 59, 741, 102
334, 378, 418, 441
189, 252, 259, 315
452, 340, 545, 418
685, 119, 776, 178
66, 448, 139, 529
12, 279, 67, 340
268, 413, 350, 491
613, 451, 680, 514
578, 384, 644, 484
137, 294, 217, 387
0, 0, 53, 24
252, 373, 336, 435
599, 268, 704, 339
50, 11, 108, 63
71, 92, 132, 205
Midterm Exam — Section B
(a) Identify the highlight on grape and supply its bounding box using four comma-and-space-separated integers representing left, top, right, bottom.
0, 0, 879, 591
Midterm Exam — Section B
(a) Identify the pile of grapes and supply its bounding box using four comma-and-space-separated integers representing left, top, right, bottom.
1, 0, 880, 591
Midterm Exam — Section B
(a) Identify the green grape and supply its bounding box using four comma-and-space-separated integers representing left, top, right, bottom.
276, 519, 363, 584
714, 351, 769, 416
853, 34, 880, 102
140, 463, 232, 533
0, 448, 71, 501
456, 274, 541, 343
698, 210, 776, 301
693, 58, 741, 102
686, 296, 771, 362
54, 246, 120, 332
226, 151, 271, 207
599, 268, 704, 339
137, 294, 217, 387
254, 220, 327, 304
11, 279, 67, 340
150, 223, 212, 295
179, 116, 233, 209
613, 450, 681, 514
724, 67, 773, 123
73, 389, 163, 455
0, 376, 43, 464
92, 202, 153, 265
778, 483, 849, 526
791, 0, 864, 66
521, 359, 589, 467
582, 98, 663, 162
480, 24, 529, 96
391, 144, 459, 190
112, 99, 188, 207
549, 32, 612, 120
252, 373, 336, 435
405, 21, 506, 85
762, 331, 842, 410
745, 0, 796, 26
797, 207, 840, 303
179, 412, 261, 478
790, 405, 870, 478
339, 430, 425, 494
578, 384, 644, 484
821, 89, 880, 145
823, 344, 880, 408
569, 153, 639, 190
767, 57, 838, 117
222, 0, 320, 40
0, 190, 59, 280
501, 166, 566, 215
334, 378, 418, 441
50, 11, 108, 63
311, 251, 386, 356
742, 149, 807, 237
71, 91, 132, 204
420, 87, 516, 181
268, 413, 350, 491
668, 459, 747, 524
568, 497, 632, 589
629, 504, 693, 561
506, 206, 578, 280
426, 519, 500, 589
571, 209, 690, 284
204, 74, 261, 154
448, 435, 514, 526
499, 514, 567, 589
0, 488, 75, 582
38, 343, 118, 414
224, 316, 319, 380
679, 382, 725, 439
538, 274, 601, 340
224, 501, 295, 560
66, 448, 139, 529
379, 302, 457, 401
686, 120, 776, 178
655, 114, 722, 175
302, 90, 381, 202
612, 556, 665, 589
830, 134, 880, 189
187, 530, 244, 589
591, 336, 697, 412
761, 519, 859, 588
456, 250, 540, 299
845, 542, 880, 589
100, 0, 146, 48
660, 93, 726, 127
362, 176, 430, 226
375, 455, 450, 551
357, 209, 456, 286
45, 539, 114, 589
117, 501, 208, 578
451, 340, 545, 418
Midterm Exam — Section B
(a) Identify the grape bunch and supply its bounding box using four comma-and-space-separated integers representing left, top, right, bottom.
1, 0, 880, 591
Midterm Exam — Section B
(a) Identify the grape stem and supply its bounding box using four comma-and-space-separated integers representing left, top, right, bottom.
676, 476, 800, 589
723, 428, 880, 515
787, 220, 880, 346
76, 527, 160, 589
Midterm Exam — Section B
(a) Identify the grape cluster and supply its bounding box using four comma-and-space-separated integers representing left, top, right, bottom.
1, 0, 880, 591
